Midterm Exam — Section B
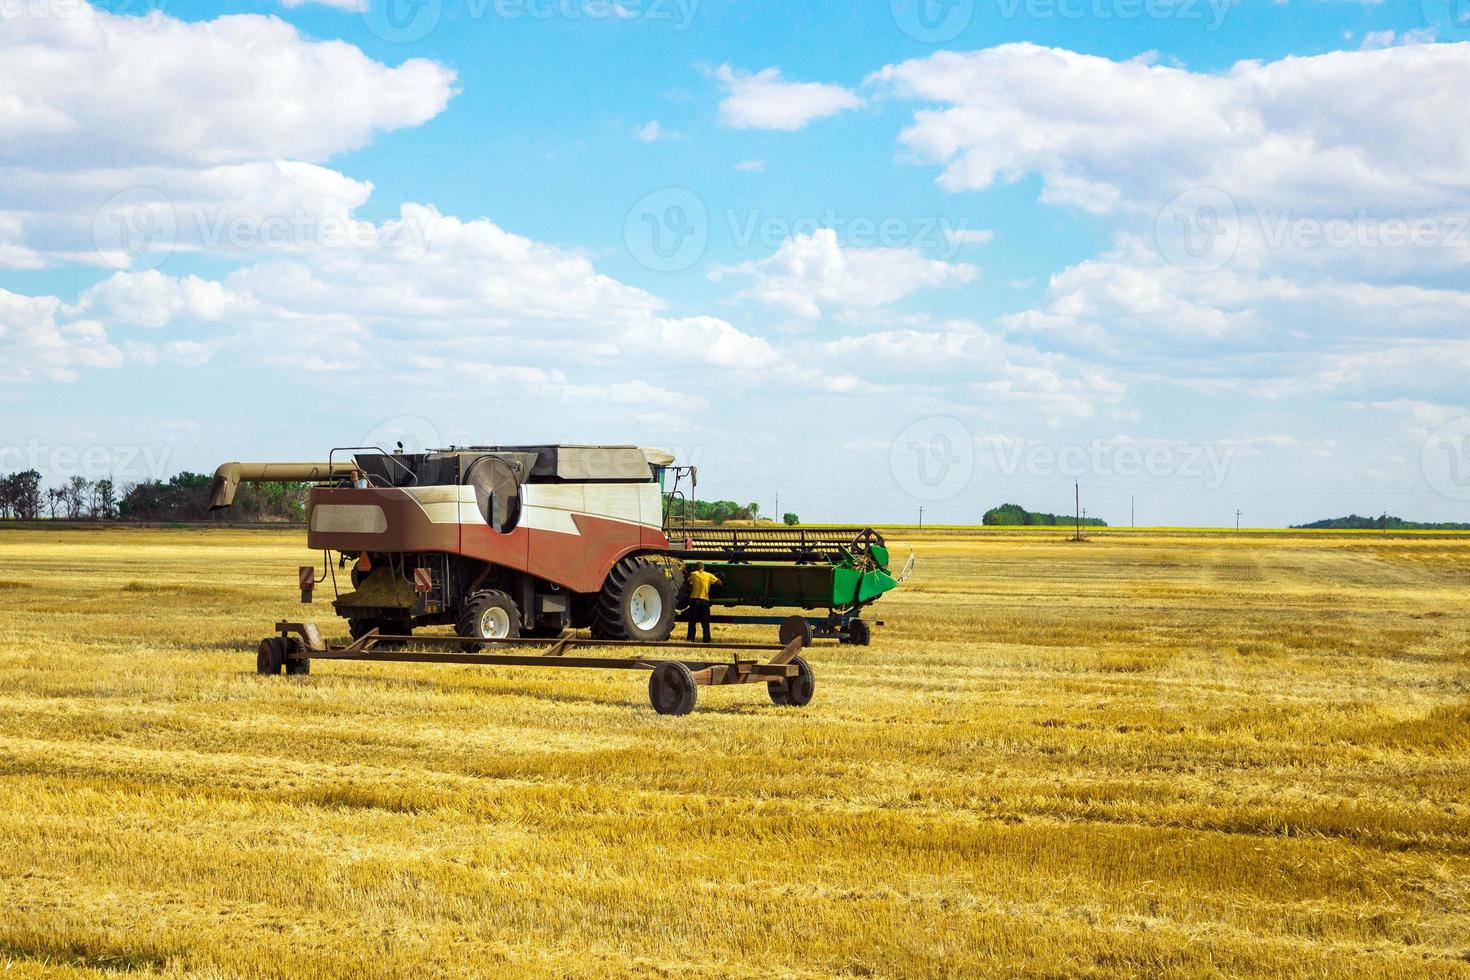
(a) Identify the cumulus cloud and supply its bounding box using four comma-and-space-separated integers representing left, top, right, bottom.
808, 324, 1124, 419
716, 66, 864, 131
50, 204, 778, 379
871, 42, 1470, 411
1, 6, 454, 167
0, 3, 455, 270
871, 42, 1470, 217
712, 228, 977, 319
0, 289, 121, 383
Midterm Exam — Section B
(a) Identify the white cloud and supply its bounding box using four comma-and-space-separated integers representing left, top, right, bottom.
637, 121, 662, 143
0, 288, 121, 383
712, 228, 977, 319
0, 4, 455, 270
808, 324, 1124, 419
871, 42, 1470, 411
1, 7, 454, 167
279, 0, 367, 10
946, 228, 994, 247
871, 42, 1470, 217
716, 66, 863, 131
735, 160, 767, 173
1361, 29, 1437, 50
48, 204, 778, 379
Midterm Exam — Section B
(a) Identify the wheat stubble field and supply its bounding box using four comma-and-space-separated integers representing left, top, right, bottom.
0, 527, 1466, 978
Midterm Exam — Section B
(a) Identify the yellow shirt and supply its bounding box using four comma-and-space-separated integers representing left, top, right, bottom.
687, 570, 720, 601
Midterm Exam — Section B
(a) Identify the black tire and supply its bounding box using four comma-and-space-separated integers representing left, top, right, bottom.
348, 618, 379, 642
457, 590, 522, 641
284, 639, 311, 676
569, 593, 599, 629
256, 638, 285, 676
522, 624, 567, 640
592, 557, 678, 642
779, 616, 814, 648
768, 655, 815, 708
648, 661, 698, 716
846, 619, 872, 647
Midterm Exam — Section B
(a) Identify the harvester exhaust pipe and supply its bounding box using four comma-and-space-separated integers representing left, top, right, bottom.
209, 462, 353, 511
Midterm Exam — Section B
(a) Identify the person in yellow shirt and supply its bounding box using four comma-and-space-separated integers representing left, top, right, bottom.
685, 563, 721, 643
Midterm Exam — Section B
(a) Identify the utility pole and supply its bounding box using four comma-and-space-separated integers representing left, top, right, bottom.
774, 491, 779, 524
918, 506, 924, 530
1236, 509, 1242, 532
1073, 482, 1081, 541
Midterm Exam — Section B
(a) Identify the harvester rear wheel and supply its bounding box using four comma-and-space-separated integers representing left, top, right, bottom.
767, 656, 815, 708
256, 638, 285, 676
592, 557, 678, 643
648, 661, 697, 716
844, 619, 872, 647
457, 591, 522, 641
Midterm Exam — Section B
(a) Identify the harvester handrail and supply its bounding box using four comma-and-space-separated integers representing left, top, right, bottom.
328, 446, 420, 489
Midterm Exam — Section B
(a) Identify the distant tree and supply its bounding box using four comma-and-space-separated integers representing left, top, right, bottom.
92, 478, 117, 520
46, 487, 65, 519
0, 474, 13, 519
64, 476, 91, 519
783, 513, 800, 526
12, 470, 42, 519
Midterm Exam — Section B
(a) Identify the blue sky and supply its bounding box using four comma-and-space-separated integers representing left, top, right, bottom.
3, 0, 1469, 526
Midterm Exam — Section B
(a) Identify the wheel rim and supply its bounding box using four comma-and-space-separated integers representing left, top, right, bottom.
629, 584, 663, 632
479, 606, 511, 639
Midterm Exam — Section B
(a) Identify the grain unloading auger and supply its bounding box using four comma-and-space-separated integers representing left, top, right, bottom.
211, 444, 912, 715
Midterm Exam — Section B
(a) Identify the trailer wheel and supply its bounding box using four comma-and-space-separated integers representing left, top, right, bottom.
284, 639, 311, 676
592, 557, 678, 643
779, 616, 814, 648
768, 656, 814, 708
256, 638, 286, 676
457, 591, 522, 641
648, 661, 697, 716
845, 619, 872, 647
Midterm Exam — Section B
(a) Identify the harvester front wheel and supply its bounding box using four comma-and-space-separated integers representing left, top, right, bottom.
592, 557, 678, 643
768, 656, 815, 708
843, 619, 872, 647
457, 591, 522, 641
648, 661, 697, 716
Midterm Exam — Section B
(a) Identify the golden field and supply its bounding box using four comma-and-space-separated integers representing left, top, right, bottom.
0, 526, 1466, 978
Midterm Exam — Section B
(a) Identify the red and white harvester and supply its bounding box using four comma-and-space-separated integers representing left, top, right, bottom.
210, 445, 907, 714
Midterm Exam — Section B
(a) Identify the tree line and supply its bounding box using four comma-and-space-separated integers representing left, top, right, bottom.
983, 502, 1109, 528
0, 470, 308, 523
666, 498, 800, 526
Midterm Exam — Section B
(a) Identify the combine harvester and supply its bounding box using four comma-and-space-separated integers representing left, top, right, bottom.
210, 445, 911, 715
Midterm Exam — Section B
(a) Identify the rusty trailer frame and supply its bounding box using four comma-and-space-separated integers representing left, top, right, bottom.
256, 623, 815, 716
